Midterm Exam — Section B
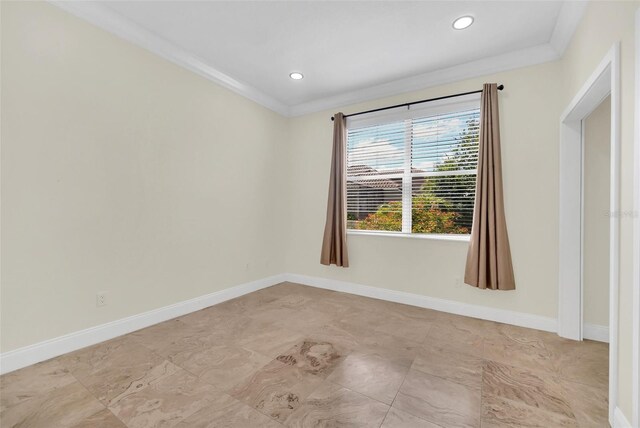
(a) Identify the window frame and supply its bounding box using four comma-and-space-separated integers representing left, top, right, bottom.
345, 93, 481, 241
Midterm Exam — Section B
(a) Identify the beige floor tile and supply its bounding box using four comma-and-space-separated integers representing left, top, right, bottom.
59, 335, 178, 407
326, 353, 408, 404
171, 344, 272, 392
304, 295, 355, 318
269, 293, 315, 309
162, 329, 237, 359
357, 330, 421, 368
483, 335, 557, 374
1, 381, 105, 428
425, 319, 485, 355
374, 313, 432, 343
433, 312, 498, 335
482, 360, 575, 419
129, 319, 219, 357
162, 317, 271, 359
411, 344, 483, 390
176, 393, 283, 427
265, 283, 332, 300
217, 289, 283, 313
487, 323, 562, 345
481, 394, 578, 428
381, 407, 443, 428
299, 323, 363, 355
70, 408, 127, 427
108, 367, 220, 428
561, 379, 608, 427
177, 304, 243, 329
286, 307, 338, 332
235, 323, 306, 359
330, 293, 386, 313
378, 301, 440, 322
553, 340, 609, 389
276, 340, 344, 377
332, 308, 384, 337
0, 359, 76, 412
394, 369, 480, 428
109, 360, 182, 408
285, 381, 389, 427
345, 295, 424, 319
247, 306, 301, 327
231, 359, 323, 423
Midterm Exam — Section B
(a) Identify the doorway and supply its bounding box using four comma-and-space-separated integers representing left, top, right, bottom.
582, 96, 611, 342
558, 43, 620, 425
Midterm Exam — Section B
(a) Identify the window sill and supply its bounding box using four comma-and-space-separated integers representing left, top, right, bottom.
347, 230, 471, 242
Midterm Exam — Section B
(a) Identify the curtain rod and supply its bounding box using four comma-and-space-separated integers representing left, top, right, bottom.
330, 84, 504, 121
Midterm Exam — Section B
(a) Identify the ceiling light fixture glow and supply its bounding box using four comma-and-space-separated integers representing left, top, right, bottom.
452, 16, 474, 30
289, 72, 304, 80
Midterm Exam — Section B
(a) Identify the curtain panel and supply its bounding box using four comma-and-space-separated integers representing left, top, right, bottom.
320, 112, 349, 267
464, 83, 516, 290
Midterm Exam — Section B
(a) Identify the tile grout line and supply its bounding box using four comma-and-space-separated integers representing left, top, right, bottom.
61, 361, 129, 427
381, 350, 415, 427
162, 340, 291, 426
127, 336, 287, 427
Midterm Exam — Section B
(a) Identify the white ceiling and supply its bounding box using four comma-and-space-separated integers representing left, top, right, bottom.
54, 1, 587, 116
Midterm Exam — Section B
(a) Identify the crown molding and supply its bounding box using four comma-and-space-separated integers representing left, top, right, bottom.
50, 0, 586, 118
289, 0, 588, 117
550, 0, 589, 56
49, 1, 290, 116
288, 43, 560, 117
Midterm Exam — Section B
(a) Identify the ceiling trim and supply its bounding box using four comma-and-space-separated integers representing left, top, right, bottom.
49, 1, 290, 116
288, 43, 560, 117
50, 1, 587, 118
289, 1, 588, 117
550, 0, 589, 56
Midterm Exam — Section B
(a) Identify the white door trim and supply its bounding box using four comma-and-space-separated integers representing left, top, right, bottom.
632, 8, 640, 428
558, 42, 620, 425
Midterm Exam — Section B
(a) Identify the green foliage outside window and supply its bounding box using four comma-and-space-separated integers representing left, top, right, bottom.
353, 117, 479, 234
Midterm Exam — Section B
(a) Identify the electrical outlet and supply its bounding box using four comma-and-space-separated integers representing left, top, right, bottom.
96, 292, 107, 307
454, 277, 462, 288
245, 262, 250, 271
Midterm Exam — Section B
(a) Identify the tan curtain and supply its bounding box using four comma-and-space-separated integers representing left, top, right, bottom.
320, 113, 349, 267
464, 84, 515, 290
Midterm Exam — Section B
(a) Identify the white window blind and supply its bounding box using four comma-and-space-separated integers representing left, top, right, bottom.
346, 97, 480, 235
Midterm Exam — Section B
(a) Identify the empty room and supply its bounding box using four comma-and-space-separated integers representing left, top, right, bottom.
1, 1, 639, 427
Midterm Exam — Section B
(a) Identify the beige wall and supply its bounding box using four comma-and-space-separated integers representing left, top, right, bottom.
283, 61, 564, 319
0, 2, 289, 352
560, 1, 637, 419
583, 96, 611, 328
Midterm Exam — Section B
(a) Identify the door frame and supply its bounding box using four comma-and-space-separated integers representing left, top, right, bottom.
558, 42, 620, 425
633, 8, 640, 428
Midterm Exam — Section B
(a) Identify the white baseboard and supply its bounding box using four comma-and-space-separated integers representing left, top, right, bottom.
288, 273, 611, 343
283, 273, 558, 334
0, 274, 287, 375
0, 271, 609, 376
613, 406, 632, 428
584, 323, 610, 343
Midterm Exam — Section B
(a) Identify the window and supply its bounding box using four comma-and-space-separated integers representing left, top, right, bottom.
346, 95, 480, 236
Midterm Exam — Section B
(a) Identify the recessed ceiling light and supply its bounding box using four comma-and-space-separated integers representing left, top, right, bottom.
453, 15, 474, 30
289, 72, 304, 80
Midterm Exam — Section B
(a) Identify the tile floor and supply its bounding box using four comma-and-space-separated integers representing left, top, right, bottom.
0, 282, 609, 427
